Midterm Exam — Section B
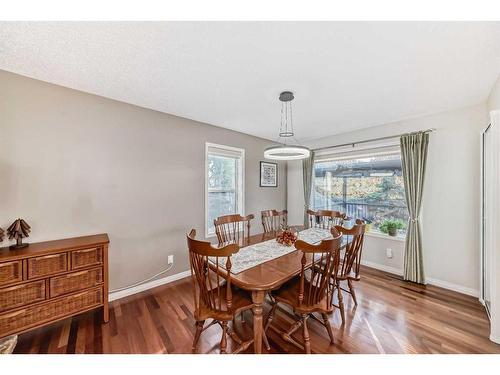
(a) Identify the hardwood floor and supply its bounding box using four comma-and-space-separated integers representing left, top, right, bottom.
13, 266, 500, 354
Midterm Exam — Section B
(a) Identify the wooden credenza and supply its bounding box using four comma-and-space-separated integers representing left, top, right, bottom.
0, 234, 109, 338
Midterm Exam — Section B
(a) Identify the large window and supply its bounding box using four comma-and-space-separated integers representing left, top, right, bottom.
312, 151, 408, 236
205, 143, 244, 237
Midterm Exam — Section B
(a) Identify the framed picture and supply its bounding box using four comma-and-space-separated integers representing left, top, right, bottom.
260, 161, 278, 187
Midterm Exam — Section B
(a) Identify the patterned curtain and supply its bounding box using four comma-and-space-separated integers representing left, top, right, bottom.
400, 132, 429, 284
302, 151, 315, 227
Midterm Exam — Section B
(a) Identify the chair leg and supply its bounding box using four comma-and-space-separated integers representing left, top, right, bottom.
263, 303, 277, 350
281, 319, 303, 343
302, 314, 311, 354
192, 320, 205, 353
348, 279, 358, 306
321, 313, 335, 344
220, 321, 228, 354
262, 331, 270, 351
337, 280, 345, 325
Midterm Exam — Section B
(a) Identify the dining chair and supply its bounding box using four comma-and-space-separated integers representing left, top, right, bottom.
261, 209, 288, 233
306, 209, 347, 230
214, 214, 255, 245
332, 219, 366, 324
263, 227, 342, 354
187, 229, 255, 354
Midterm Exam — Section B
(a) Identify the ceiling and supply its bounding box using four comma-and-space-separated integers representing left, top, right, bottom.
1, 22, 499, 142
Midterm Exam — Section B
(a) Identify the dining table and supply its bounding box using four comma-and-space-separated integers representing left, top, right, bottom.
211, 226, 348, 354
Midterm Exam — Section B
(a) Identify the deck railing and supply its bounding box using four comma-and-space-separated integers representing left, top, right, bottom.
315, 201, 408, 224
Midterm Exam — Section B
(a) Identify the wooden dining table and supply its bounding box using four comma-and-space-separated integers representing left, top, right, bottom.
211, 227, 346, 354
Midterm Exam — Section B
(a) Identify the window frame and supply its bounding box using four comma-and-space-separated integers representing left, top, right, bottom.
311, 148, 408, 239
205, 142, 245, 238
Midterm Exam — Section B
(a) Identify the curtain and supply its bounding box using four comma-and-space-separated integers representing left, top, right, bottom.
302, 151, 315, 227
400, 132, 429, 284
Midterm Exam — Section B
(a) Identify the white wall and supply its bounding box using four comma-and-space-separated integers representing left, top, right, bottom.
288, 103, 489, 295
0, 71, 287, 291
488, 75, 500, 111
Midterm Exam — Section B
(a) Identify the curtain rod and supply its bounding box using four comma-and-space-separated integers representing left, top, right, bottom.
312, 128, 436, 152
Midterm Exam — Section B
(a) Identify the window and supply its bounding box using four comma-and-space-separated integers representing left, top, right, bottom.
205, 143, 244, 237
311, 151, 408, 236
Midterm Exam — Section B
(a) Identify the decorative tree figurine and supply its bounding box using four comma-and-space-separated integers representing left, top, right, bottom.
0, 227, 4, 243
7, 219, 31, 249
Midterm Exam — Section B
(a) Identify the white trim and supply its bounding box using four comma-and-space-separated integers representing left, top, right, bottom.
360, 260, 403, 276
480, 125, 484, 303
108, 261, 480, 305
361, 260, 479, 297
365, 231, 406, 243
425, 277, 479, 298
109, 270, 191, 302
490, 334, 500, 344
205, 142, 245, 238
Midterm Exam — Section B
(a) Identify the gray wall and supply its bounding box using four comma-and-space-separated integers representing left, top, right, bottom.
0, 70, 287, 290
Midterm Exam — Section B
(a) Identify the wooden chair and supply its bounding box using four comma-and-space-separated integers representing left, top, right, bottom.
187, 229, 255, 354
263, 228, 342, 354
214, 214, 255, 245
306, 209, 347, 230
332, 219, 366, 324
261, 209, 288, 233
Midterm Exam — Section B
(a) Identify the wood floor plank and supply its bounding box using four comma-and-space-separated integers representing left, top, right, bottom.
12, 265, 500, 354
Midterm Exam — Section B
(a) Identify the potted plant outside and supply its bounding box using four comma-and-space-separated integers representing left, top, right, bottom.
379, 219, 405, 237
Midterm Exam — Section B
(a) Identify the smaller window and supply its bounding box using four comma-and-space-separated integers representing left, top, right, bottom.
205, 143, 245, 237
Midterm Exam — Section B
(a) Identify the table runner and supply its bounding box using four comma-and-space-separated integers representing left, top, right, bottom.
210, 228, 334, 274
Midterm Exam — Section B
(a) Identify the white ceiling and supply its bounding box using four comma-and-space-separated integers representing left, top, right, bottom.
1, 22, 499, 141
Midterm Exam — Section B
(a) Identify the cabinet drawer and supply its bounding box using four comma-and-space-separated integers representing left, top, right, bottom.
71, 247, 102, 270
0, 280, 45, 313
27, 253, 68, 279
0, 261, 23, 287
50, 267, 103, 298
0, 287, 103, 337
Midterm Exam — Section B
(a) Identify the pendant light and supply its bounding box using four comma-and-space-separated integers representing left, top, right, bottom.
264, 91, 311, 160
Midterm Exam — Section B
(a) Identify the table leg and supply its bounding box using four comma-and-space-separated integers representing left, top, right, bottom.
251, 290, 266, 354
103, 303, 109, 323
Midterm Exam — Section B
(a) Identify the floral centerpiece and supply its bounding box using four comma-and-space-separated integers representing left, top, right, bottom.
276, 226, 298, 246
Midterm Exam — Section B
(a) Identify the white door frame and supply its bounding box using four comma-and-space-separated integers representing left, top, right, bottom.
479, 123, 492, 315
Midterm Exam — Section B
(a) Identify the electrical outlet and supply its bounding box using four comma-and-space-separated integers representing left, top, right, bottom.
386, 248, 393, 259
168, 255, 174, 264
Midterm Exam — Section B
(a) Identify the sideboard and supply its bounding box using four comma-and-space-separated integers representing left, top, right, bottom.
0, 234, 109, 338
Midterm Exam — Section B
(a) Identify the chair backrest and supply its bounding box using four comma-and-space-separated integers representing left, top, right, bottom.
214, 214, 255, 245
306, 209, 347, 230
335, 219, 366, 279
187, 229, 240, 314
261, 209, 288, 233
294, 227, 342, 308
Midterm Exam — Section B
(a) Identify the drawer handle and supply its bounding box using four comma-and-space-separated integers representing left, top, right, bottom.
33, 254, 64, 261
2, 309, 26, 319
75, 248, 98, 254
70, 291, 91, 299
1, 261, 20, 268
60, 270, 89, 278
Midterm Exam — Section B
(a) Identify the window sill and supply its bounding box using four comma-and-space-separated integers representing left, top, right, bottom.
365, 230, 406, 242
